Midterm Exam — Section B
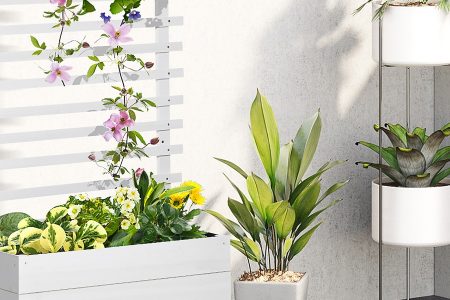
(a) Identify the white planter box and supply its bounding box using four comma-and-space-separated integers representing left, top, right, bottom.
0, 235, 230, 300
372, 179, 450, 247
372, 1, 450, 66
234, 273, 309, 300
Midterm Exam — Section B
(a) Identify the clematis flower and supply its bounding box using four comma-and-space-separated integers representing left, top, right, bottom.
129, 10, 141, 21
103, 114, 124, 142
50, 0, 66, 6
46, 63, 72, 83
117, 111, 134, 127
103, 23, 133, 47
100, 12, 111, 24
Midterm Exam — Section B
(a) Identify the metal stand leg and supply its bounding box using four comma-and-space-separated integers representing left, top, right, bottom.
405, 67, 411, 300
378, 17, 384, 300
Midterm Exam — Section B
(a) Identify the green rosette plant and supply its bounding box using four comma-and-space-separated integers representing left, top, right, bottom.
356, 123, 450, 187
208, 90, 348, 274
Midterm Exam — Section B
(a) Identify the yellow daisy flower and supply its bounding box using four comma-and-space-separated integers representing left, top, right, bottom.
190, 192, 206, 205
180, 181, 206, 205
169, 194, 185, 209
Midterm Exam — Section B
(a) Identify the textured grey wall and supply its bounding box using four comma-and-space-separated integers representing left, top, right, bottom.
435, 67, 450, 298
170, 1, 435, 299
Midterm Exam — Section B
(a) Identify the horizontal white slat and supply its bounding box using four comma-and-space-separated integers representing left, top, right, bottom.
0, 17, 183, 35
0, 172, 182, 201
0, 95, 183, 118
0, 119, 182, 144
0, 68, 184, 91
0, 42, 182, 63
0, 144, 182, 170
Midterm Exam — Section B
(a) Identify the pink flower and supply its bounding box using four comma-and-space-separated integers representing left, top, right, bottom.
103, 23, 133, 47
46, 63, 72, 83
50, 0, 66, 6
135, 168, 144, 178
103, 114, 124, 142
118, 111, 134, 128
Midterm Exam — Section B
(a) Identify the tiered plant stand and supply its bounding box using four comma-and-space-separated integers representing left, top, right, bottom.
372, 2, 450, 300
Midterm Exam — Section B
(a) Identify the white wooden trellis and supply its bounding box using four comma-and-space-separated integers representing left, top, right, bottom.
0, 0, 184, 216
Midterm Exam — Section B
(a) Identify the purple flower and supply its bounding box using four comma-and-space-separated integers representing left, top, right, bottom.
129, 10, 141, 21
88, 153, 96, 161
103, 23, 133, 47
100, 12, 111, 24
103, 114, 124, 142
117, 111, 134, 128
50, 0, 66, 6
46, 63, 72, 83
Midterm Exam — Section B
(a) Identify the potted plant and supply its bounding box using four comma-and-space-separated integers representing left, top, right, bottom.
0, 171, 230, 298
357, 123, 450, 246
355, 0, 450, 66
208, 90, 348, 300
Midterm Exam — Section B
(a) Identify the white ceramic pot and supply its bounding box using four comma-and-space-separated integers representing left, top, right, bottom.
372, 1, 450, 66
234, 273, 309, 300
372, 179, 450, 247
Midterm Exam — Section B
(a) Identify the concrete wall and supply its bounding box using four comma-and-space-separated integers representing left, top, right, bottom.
170, 0, 436, 299
435, 67, 450, 298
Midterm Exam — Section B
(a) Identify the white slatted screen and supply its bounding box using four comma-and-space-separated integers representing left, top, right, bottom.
0, 0, 183, 217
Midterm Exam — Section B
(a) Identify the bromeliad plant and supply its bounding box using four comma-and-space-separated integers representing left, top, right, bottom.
208, 91, 348, 274
354, 0, 450, 20
356, 123, 450, 187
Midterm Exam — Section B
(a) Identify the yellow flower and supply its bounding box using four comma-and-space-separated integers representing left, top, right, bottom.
121, 219, 131, 230
181, 181, 205, 205
169, 194, 185, 209
190, 192, 206, 205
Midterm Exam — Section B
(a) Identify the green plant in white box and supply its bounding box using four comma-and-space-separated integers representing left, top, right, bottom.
208, 90, 348, 300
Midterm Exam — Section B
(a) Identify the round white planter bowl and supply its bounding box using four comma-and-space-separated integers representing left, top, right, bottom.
234, 273, 309, 300
372, 178, 450, 247
372, 1, 450, 66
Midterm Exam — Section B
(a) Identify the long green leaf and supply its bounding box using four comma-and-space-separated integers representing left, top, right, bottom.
275, 142, 292, 201
246, 174, 273, 220
293, 111, 322, 183
243, 237, 262, 262
206, 210, 246, 239
296, 199, 341, 234
250, 90, 280, 186
292, 180, 321, 226
317, 180, 349, 204
432, 167, 450, 186
223, 173, 254, 214
386, 123, 408, 146
266, 201, 289, 225
230, 239, 258, 262
214, 157, 248, 179
432, 146, 450, 163
274, 206, 295, 240
288, 223, 321, 260
356, 141, 399, 170
228, 198, 259, 240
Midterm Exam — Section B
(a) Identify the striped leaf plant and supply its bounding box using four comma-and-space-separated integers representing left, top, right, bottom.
208, 90, 348, 274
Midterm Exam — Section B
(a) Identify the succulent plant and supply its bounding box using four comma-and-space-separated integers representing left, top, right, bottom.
356, 123, 450, 187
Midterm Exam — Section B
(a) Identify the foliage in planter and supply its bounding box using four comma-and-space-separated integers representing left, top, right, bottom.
208, 90, 348, 274
0, 170, 208, 255
356, 123, 450, 187
354, 0, 450, 20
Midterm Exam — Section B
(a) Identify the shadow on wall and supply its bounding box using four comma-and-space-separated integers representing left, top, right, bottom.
230, 0, 434, 299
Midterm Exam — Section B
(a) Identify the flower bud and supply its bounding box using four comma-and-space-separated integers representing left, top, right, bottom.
88, 153, 96, 161
150, 137, 160, 145
135, 168, 144, 178
82, 42, 90, 48
145, 62, 154, 69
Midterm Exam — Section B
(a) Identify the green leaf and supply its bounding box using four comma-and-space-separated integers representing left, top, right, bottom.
292, 180, 321, 225
230, 239, 258, 262
81, 0, 96, 14
32, 50, 43, 56
30, 36, 40, 48
214, 157, 248, 179
317, 180, 349, 205
228, 198, 258, 240
109, 228, 137, 247
243, 237, 261, 262
282, 237, 293, 258
274, 205, 295, 240
356, 141, 399, 170
357, 162, 406, 186
275, 142, 292, 201
0, 212, 30, 236
266, 200, 289, 225
386, 123, 408, 146
433, 146, 450, 164
288, 223, 321, 260
376, 126, 406, 148
223, 173, 254, 214
160, 186, 194, 198
250, 90, 280, 186
88, 55, 99, 62
206, 210, 246, 240
110, 1, 123, 14
413, 127, 427, 143
293, 111, 322, 183
246, 174, 273, 221
432, 167, 450, 186
87, 64, 97, 78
